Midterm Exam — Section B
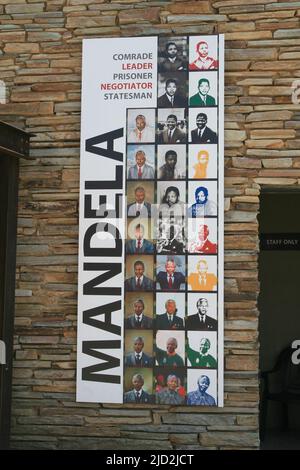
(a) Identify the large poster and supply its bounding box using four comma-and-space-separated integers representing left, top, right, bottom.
77, 35, 224, 406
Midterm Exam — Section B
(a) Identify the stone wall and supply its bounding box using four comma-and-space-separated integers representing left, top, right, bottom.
0, 0, 299, 450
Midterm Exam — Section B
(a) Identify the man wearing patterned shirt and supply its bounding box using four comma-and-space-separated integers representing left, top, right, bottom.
156, 374, 185, 405
187, 375, 216, 406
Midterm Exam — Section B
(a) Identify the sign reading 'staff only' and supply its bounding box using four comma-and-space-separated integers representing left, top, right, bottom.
77, 36, 224, 406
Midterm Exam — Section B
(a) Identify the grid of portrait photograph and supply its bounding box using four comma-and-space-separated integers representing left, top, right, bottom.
124, 35, 220, 406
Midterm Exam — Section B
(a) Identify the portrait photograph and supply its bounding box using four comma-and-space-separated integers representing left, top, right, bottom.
155, 292, 185, 330
155, 330, 185, 367
157, 72, 188, 108
158, 36, 188, 73
186, 331, 217, 368
124, 329, 153, 360
156, 254, 186, 291
186, 292, 218, 329
187, 255, 218, 292
157, 108, 187, 144
187, 218, 218, 254
157, 181, 186, 206
154, 367, 186, 405
189, 71, 218, 107
189, 107, 218, 144
127, 108, 156, 143
126, 218, 154, 242
125, 292, 154, 320
188, 180, 218, 217
126, 255, 154, 279
189, 35, 218, 72
124, 368, 154, 404
157, 145, 186, 180
127, 181, 155, 219
125, 255, 154, 293
127, 144, 155, 180
188, 144, 218, 179
186, 369, 217, 406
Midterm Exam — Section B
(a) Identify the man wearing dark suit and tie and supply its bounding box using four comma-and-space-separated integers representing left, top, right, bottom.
125, 260, 154, 292
124, 373, 154, 403
157, 78, 187, 108
156, 299, 184, 330
125, 223, 154, 254
185, 298, 217, 330
191, 112, 217, 144
158, 114, 186, 144
125, 299, 153, 329
125, 336, 153, 367
189, 78, 216, 107
156, 259, 185, 291
127, 186, 152, 218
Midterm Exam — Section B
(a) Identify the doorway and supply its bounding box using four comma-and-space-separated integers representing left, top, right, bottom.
258, 189, 300, 449
0, 122, 31, 449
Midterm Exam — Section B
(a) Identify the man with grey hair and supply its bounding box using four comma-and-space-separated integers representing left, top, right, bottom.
125, 336, 153, 367
156, 374, 185, 405
124, 373, 154, 403
156, 299, 184, 330
155, 336, 184, 367
187, 375, 216, 406
186, 337, 217, 368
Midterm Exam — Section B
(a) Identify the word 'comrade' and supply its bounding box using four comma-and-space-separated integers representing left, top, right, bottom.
113, 53, 153, 61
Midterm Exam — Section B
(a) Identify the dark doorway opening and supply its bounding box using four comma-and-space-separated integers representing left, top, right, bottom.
258, 189, 300, 449
0, 122, 31, 449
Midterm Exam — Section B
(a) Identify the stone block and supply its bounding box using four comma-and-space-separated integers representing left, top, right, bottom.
262, 158, 293, 168
168, 2, 213, 14
226, 355, 259, 371
232, 158, 261, 169
67, 15, 116, 28
246, 139, 284, 149
119, 7, 160, 24
167, 14, 228, 23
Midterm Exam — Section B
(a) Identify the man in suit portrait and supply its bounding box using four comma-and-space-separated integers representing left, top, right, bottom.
125, 336, 153, 367
126, 223, 154, 254
125, 299, 153, 329
156, 259, 185, 291
127, 149, 155, 180
128, 114, 155, 143
125, 260, 154, 292
159, 41, 186, 73
157, 78, 186, 108
124, 373, 154, 404
158, 114, 186, 144
188, 224, 217, 254
127, 186, 151, 218
186, 337, 217, 368
188, 259, 217, 292
185, 297, 217, 330
189, 78, 216, 106
155, 337, 184, 367
156, 299, 184, 330
156, 374, 185, 405
191, 113, 217, 144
